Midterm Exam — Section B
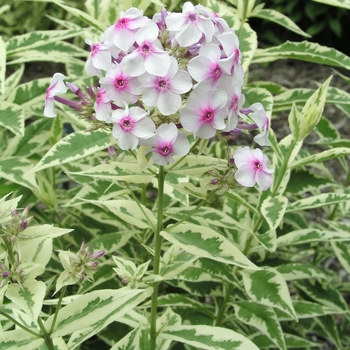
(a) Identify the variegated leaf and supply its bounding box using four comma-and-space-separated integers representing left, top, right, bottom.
241, 267, 297, 320
253, 41, 350, 69
6, 279, 46, 322
243, 87, 273, 118
4, 64, 24, 100
110, 327, 142, 350
161, 223, 259, 270
286, 193, 350, 212
233, 301, 286, 350
6, 29, 86, 55
331, 241, 350, 274
159, 324, 260, 349
0, 102, 24, 136
225, 190, 260, 216
88, 231, 134, 255
86, 199, 157, 230
314, 315, 342, 349
0, 193, 22, 224
47, 287, 153, 338
0, 35, 5, 96
31, 130, 111, 172
290, 147, 350, 168
261, 196, 288, 231
277, 228, 350, 247
0, 157, 39, 192
239, 23, 258, 73
0, 329, 44, 350
312, 0, 350, 10
292, 279, 348, 312
19, 224, 72, 240
293, 300, 347, 319
66, 160, 154, 184
251, 8, 310, 37
276, 263, 334, 281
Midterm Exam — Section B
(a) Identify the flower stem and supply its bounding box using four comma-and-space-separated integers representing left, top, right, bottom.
38, 316, 55, 350
150, 166, 165, 350
49, 285, 67, 334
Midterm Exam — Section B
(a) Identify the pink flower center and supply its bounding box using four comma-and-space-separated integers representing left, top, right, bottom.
90, 43, 99, 56
201, 108, 215, 123
117, 18, 128, 28
157, 142, 173, 156
254, 161, 262, 170
187, 13, 197, 22
155, 77, 170, 92
114, 77, 127, 90
229, 95, 238, 111
120, 116, 134, 132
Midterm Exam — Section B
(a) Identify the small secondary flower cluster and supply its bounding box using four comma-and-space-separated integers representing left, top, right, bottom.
44, 2, 273, 189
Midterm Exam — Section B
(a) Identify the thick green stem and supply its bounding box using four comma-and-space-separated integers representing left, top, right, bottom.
150, 166, 165, 350
38, 316, 55, 350
0, 309, 41, 338
49, 285, 67, 334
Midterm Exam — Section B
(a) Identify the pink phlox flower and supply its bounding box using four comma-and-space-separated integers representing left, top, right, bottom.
44, 73, 67, 117
165, 1, 215, 47
247, 102, 271, 146
104, 7, 151, 51
140, 123, 190, 165
153, 8, 168, 34
194, 5, 231, 35
94, 87, 112, 122
110, 103, 155, 150
121, 22, 171, 77
137, 56, 192, 115
99, 64, 139, 107
217, 31, 244, 84
187, 43, 225, 87
180, 84, 228, 139
234, 146, 274, 191
84, 39, 113, 76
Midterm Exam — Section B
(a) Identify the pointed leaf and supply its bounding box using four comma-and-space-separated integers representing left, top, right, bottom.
0, 102, 24, 137
0, 36, 5, 96
110, 327, 142, 350
159, 324, 260, 350
0, 329, 44, 350
31, 130, 111, 172
261, 196, 288, 231
161, 223, 259, 270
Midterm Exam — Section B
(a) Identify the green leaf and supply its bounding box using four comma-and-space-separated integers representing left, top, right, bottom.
252, 8, 310, 37
88, 231, 134, 255
239, 23, 258, 73
311, 0, 350, 10
315, 315, 342, 349
4, 64, 24, 100
277, 227, 350, 247
286, 193, 350, 212
243, 87, 274, 118
31, 130, 111, 172
261, 196, 288, 231
276, 263, 334, 281
6, 279, 46, 322
46, 287, 153, 338
0, 157, 39, 192
0, 102, 24, 136
253, 41, 350, 69
241, 267, 297, 320
19, 224, 73, 240
159, 324, 260, 349
0, 193, 22, 224
110, 327, 142, 350
161, 223, 259, 270
331, 241, 350, 274
0, 36, 5, 96
293, 300, 346, 318
0, 329, 44, 350
233, 301, 286, 350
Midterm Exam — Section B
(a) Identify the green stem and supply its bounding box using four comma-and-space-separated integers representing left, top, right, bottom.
0, 309, 41, 338
2, 239, 15, 265
150, 166, 165, 350
38, 317, 55, 350
49, 285, 67, 334
213, 284, 232, 327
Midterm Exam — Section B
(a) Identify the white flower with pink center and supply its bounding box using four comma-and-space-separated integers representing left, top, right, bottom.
180, 85, 228, 139
187, 43, 226, 87
44, 73, 67, 118
104, 7, 150, 51
137, 57, 192, 115
234, 146, 274, 191
110, 103, 155, 150
140, 123, 190, 165
84, 39, 113, 76
165, 1, 215, 47
248, 103, 271, 146
94, 88, 112, 122
99, 64, 139, 107
121, 22, 171, 77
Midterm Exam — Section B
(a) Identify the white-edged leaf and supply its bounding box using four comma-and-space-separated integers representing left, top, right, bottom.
239, 23, 258, 73
46, 287, 153, 338
233, 301, 286, 350
293, 300, 347, 319
0, 193, 21, 224
31, 130, 111, 172
286, 193, 350, 212
6, 279, 46, 322
0, 102, 24, 136
0, 35, 5, 96
159, 324, 260, 350
161, 223, 259, 270
241, 267, 297, 320
312, 0, 350, 10
110, 327, 142, 350
331, 241, 350, 274
253, 41, 350, 69
276, 263, 334, 281
261, 196, 288, 231
20, 224, 73, 240
0, 329, 44, 350
251, 8, 310, 37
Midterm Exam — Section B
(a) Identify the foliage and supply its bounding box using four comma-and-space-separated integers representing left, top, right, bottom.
0, 0, 350, 349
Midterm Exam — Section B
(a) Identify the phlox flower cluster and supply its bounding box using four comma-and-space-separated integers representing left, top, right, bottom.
44, 2, 273, 190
